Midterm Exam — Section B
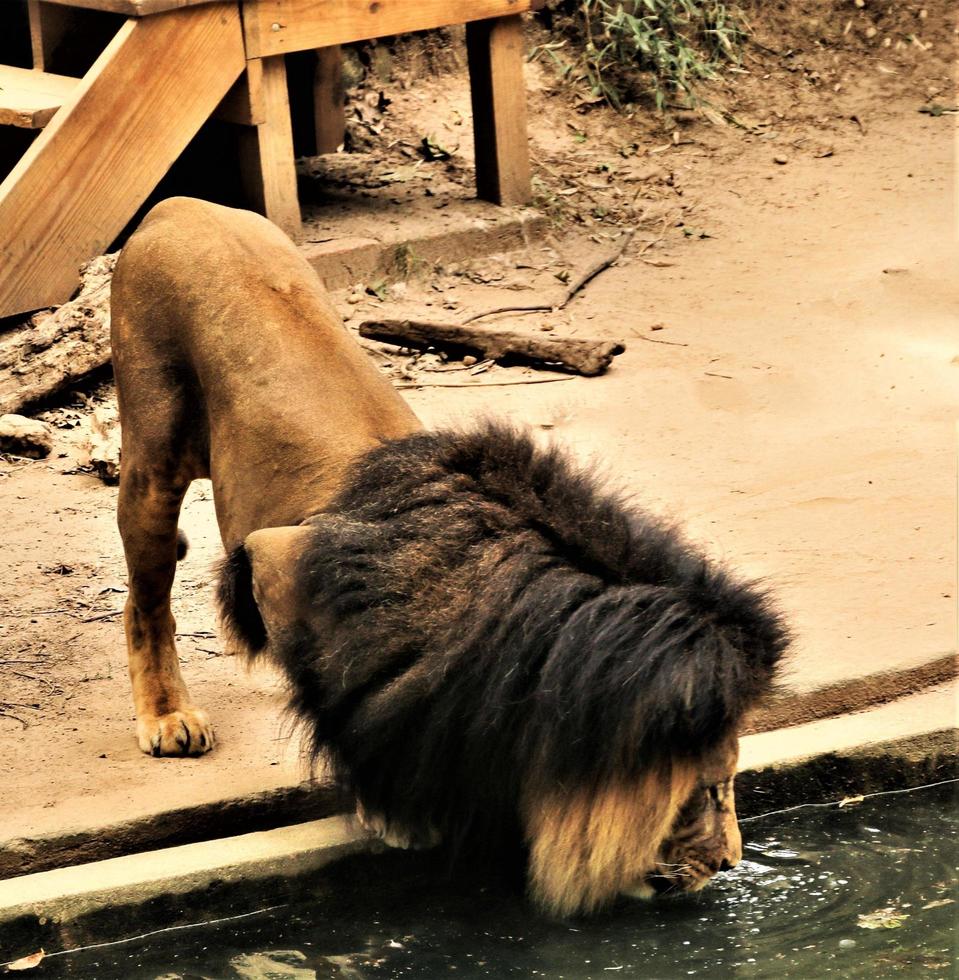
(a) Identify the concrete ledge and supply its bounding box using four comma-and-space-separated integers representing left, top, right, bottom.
302, 209, 548, 291
0, 815, 376, 930
3, 780, 351, 881
747, 652, 957, 734
738, 683, 957, 817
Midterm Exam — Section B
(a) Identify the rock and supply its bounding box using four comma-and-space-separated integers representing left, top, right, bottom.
78, 404, 121, 484
341, 47, 366, 89
0, 414, 53, 458
0, 253, 115, 416
230, 950, 314, 980
774, 155, 789, 165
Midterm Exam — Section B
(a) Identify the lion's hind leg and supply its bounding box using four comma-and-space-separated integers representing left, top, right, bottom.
117, 459, 214, 756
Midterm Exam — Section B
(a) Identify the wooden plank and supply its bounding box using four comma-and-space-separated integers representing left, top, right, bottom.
466, 14, 531, 206
244, 0, 534, 58
237, 55, 301, 238
0, 2, 246, 318
27, 1, 73, 71
214, 58, 265, 126
33, 0, 219, 16
0, 65, 80, 129
313, 45, 344, 154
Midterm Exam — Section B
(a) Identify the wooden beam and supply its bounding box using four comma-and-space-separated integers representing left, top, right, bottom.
466, 14, 531, 206
243, 0, 534, 58
0, 2, 246, 319
237, 55, 302, 238
313, 46, 345, 154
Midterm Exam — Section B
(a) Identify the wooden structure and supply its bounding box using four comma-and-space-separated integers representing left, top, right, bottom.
0, 0, 540, 319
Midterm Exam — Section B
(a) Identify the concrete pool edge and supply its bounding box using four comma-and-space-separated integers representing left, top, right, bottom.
7, 661, 954, 882
737, 682, 958, 817
1, 686, 955, 956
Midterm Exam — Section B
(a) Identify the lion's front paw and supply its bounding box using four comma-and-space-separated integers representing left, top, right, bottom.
355, 803, 440, 850
137, 707, 215, 757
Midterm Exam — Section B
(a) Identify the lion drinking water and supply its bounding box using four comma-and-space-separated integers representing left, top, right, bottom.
111, 197, 788, 916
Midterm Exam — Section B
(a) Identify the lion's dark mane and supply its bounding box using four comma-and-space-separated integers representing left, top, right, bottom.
218, 422, 788, 846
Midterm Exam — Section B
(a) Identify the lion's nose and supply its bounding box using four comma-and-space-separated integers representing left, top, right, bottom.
719, 857, 737, 872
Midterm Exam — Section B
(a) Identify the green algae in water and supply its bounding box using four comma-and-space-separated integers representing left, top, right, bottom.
22, 782, 958, 979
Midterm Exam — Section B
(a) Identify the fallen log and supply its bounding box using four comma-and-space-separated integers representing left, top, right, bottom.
358, 319, 625, 377
0, 254, 116, 415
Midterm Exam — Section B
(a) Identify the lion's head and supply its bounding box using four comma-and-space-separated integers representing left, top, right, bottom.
218, 424, 787, 919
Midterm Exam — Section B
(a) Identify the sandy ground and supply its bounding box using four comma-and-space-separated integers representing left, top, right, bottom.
1, 11, 956, 861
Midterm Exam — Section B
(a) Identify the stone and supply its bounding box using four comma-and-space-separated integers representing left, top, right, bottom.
0, 414, 53, 458
230, 951, 314, 980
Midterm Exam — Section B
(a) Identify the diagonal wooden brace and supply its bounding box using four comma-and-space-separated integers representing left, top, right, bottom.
0, 2, 246, 318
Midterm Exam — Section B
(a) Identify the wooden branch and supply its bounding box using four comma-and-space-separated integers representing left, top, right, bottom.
0, 253, 115, 415
559, 227, 636, 309
359, 318, 625, 377
462, 228, 636, 324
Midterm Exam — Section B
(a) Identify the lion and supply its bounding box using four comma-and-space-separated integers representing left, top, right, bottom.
111, 197, 788, 918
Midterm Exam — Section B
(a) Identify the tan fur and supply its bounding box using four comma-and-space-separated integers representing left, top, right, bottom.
523, 760, 698, 916
111, 197, 421, 756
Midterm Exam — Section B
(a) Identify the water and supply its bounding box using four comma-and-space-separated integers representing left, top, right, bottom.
17, 783, 959, 979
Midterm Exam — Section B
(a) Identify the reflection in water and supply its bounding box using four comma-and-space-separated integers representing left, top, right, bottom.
26, 782, 959, 979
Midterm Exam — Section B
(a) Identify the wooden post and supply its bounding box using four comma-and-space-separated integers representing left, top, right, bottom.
238, 55, 302, 238
313, 45, 345, 154
465, 14, 532, 206
27, 1, 71, 72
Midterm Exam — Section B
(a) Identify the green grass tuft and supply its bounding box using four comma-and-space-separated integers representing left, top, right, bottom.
536, 1, 748, 111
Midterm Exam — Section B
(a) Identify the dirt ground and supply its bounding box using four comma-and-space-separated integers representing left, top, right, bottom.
2, 1, 956, 857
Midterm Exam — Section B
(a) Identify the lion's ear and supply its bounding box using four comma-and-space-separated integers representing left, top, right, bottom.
217, 525, 315, 656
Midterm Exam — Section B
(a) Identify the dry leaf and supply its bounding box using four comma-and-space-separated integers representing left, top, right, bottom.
858, 907, 909, 930
922, 898, 955, 910
7, 949, 45, 971
838, 795, 864, 808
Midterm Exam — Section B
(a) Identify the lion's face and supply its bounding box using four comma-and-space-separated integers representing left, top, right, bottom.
524, 734, 742, 916
635, 733, 742, 897
644, 772, 742, 895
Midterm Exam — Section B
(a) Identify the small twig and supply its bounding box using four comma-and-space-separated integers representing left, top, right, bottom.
395, 376, 576, 389
82, 609, 123, 623
633, 334, 689, 347
557, 228, 636, 309
462, 229, 636, 325
0, 711, 27, 727
704, 371, 734, 379
460, 300, 554, 323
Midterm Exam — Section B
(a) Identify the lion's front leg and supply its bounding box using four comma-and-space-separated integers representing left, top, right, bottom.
355, 801, 441, 850
118, 466, 214, 757
124, 600, 214, 756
